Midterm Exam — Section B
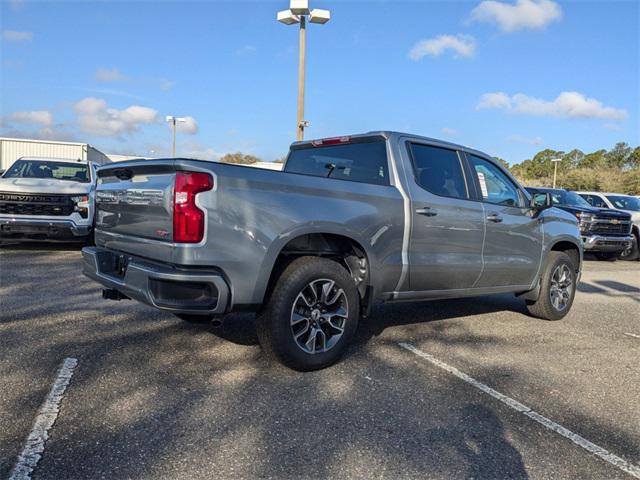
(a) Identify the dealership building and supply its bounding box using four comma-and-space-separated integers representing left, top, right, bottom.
0, 137, 112, 171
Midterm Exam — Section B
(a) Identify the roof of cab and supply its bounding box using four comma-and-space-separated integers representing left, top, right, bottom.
292, 131, 495, 160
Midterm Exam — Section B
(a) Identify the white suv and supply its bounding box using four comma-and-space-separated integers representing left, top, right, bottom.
577, 191, 640, 260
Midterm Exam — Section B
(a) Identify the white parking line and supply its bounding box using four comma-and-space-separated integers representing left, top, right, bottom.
9, 358, 78, 480
399, 342, 640, 479
624, 333, 640, 339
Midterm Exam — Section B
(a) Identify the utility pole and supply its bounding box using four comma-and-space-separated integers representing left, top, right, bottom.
277, 1, 331, 141
297, 15, 307, 141
165, 115, 186, 157
551, 158, 562, 188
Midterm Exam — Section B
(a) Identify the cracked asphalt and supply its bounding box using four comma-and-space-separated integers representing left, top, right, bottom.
1, 244, 639, 479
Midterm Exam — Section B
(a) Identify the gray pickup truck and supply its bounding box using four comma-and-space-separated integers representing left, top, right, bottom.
83, 132, 583, 371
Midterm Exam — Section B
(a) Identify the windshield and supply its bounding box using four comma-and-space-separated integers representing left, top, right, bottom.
3, 160, 90, 183
606, 195, 640, 211
532, 189, 592, 208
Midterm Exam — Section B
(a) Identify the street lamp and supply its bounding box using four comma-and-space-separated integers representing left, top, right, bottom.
277, 0, 331, 141
165, 115, 186, 157
551, 158, 562, 188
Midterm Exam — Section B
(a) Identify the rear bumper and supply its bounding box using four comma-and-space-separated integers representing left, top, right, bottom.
0, 216, 91, 241
82, 247, 230, 315
582, 234, 633, 252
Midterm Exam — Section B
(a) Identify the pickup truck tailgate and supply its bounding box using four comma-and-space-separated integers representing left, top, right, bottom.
96, 162, 175, 242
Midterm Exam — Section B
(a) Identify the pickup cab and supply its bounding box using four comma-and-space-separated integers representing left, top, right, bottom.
83, 132, 583, 371
0, 157, 103, 243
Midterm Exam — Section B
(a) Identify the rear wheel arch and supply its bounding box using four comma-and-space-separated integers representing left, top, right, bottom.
259, 232, 373, 314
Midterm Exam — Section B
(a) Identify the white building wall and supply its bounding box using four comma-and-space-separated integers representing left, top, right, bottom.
0, 138, 110, 169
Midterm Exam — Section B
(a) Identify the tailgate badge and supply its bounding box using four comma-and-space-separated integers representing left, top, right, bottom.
156, 229, 169, 238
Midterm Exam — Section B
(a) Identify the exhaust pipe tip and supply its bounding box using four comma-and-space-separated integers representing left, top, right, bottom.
210, 318, 224, 328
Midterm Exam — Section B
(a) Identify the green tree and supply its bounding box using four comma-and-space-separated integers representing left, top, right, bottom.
606, 142, 631, 169
627, 147, 640, 169
579, 149, 607, 169
219, 152, 260, 164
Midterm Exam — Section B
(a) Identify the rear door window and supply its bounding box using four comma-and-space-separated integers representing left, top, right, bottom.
284, 139, 389, 186
408, 144, 468, 199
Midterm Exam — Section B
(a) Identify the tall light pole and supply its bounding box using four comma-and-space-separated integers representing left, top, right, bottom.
551, 158, 562, 188
277, 1, 331, 141
165, 115, 186, 157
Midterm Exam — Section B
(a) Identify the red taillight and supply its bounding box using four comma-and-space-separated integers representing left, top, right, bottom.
173, 171, 213, 243
311, 136, 351, 147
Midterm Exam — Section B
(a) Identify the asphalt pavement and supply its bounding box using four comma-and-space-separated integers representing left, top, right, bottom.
1, 244, 638, 479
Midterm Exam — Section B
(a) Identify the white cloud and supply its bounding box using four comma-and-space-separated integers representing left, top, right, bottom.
507, 134, 543, 145
470, 0, 562, 32
477, 92, 513, 110
159, 78, 176, 91
409, 34, 476, 60
441, 127, 459, 137
6, 110, 53, 126
74, 97, 159, 137
174, 116, 198, 135
3, 30, 33, 42
95, 67, 128, 82
476, 91, 628, 120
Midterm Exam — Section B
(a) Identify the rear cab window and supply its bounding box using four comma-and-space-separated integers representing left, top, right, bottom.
284, 138, 390, 186
408, 143, 469, 199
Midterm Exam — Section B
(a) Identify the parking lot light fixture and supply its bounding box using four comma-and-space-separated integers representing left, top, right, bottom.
277, 1, 331, 141
551, 158, 562, 188
166, 115, 187, 157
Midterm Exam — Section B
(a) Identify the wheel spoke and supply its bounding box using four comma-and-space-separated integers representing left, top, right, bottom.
320, 281, 335, 304
294, 322, 310, 340
305, 328, 318, 353
326, 288, 345, 306
316, 329, 327, 352
291, 312, 309, 327
327, 318, 344, 333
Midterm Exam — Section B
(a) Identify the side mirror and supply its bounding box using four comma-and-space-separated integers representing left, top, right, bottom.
530, 192, 552, 210
0, 169, 5, 176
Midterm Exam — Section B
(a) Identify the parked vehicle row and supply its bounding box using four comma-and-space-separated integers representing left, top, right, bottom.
576, 191, 640, 260
525, 187, 635, 261
0, 156, 110, 244
82, 132, 584, 371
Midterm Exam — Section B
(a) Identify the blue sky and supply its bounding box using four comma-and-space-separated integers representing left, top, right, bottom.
1, 0, 638, 164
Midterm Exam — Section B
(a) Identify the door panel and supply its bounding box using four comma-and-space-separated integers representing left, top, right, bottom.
465, 154, 543, 287
404, 143, 485, 291
476, 205, 543, 287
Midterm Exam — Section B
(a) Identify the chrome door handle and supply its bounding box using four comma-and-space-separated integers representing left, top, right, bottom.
416, 207, 437, 217
487, 213, 503, 223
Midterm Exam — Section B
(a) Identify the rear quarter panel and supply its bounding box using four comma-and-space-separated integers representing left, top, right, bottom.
173, 161, 406, 307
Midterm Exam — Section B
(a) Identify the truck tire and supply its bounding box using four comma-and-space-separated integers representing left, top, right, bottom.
526, 251, 577, 321
619, 232, 639, 261
256, 256, 360, 371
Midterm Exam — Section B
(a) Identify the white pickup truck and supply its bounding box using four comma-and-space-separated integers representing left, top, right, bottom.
0, 157, 107, 243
